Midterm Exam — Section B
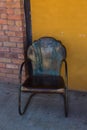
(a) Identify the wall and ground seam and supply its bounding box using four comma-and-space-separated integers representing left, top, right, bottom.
0, 0, 87, 91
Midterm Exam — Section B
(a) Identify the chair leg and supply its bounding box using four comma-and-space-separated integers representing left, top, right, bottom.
63, 89, 68, 117
18, 85, 35, 115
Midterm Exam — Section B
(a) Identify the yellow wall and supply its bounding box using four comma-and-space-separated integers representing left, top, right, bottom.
31, 0, 87, 91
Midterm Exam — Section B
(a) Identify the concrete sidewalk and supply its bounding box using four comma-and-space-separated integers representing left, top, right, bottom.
0, 82, 87, 130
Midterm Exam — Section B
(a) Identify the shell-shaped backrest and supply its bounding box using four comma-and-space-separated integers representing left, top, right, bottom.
27, 37, 66, 76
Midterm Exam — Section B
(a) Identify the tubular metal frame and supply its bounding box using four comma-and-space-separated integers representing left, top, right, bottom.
18, 59, 68, 117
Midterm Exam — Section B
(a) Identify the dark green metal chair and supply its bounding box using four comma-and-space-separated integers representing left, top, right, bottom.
19, 37, 68, 117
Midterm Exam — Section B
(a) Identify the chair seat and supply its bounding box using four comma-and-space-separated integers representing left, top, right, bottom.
22, 75, 65, 91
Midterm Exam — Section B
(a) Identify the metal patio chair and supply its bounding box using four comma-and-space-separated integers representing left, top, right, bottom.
18, 37, 68, 117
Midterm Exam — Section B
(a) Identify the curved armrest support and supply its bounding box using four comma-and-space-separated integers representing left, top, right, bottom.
19, 61, 26, 85
19, 58, 32, 85
61, 60, 68, 87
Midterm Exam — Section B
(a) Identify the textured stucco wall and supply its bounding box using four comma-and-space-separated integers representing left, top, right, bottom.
31, 0, 87, 91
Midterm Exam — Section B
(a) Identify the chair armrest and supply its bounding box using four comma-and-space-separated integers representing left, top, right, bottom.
19, 58, 32, 85
61, 59, 68, 87
19, 61, 26, 85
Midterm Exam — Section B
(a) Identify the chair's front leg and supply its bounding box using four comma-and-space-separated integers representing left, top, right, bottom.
18, 87, 36, 115
63, 88, 68, 117
18, 60, 35, 115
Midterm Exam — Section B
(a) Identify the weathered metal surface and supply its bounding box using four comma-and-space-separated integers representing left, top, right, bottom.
28, 37, 66, 76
